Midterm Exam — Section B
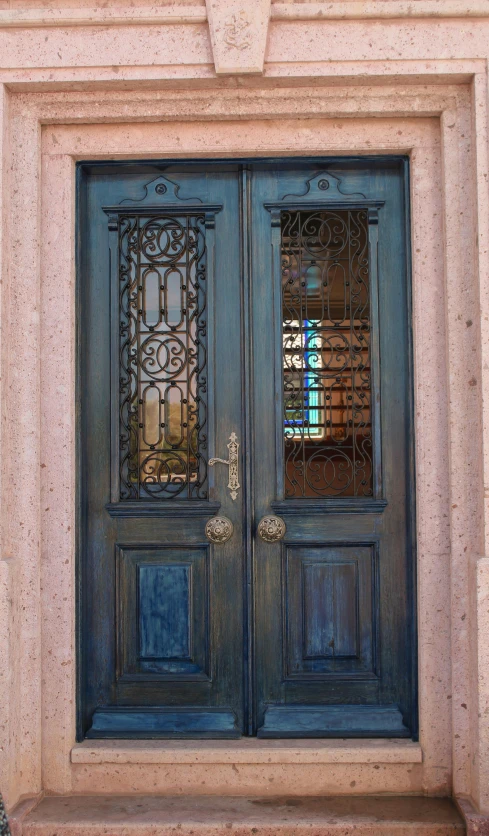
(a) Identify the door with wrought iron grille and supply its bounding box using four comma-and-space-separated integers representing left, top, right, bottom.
79, 160, 416, 739
251, 161, 416, 738
79, 165, 246, 738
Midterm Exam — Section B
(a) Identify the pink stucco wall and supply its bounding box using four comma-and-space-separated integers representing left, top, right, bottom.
1, 0, 489, 821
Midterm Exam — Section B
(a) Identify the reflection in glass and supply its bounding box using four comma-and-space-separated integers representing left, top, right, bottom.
282, 209, 372, 498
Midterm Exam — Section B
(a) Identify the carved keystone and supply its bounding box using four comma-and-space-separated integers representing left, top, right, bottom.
205, 0, 271, 75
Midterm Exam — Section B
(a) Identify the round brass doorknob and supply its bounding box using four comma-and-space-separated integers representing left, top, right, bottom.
257, 515, 286, 543
205, 515, 234, 544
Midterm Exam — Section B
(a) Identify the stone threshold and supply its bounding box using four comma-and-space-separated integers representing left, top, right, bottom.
20, 794, 465, 836
71, 738, 423, 765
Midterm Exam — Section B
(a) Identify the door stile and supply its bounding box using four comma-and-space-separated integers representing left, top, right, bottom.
202, 209, 216, 499
239, 165, 255, 735
367, 208, 382, 498
402, 157, 418, 740
75, 165, 87, 741
107, 213, 120, 502
270, 207, 286, 502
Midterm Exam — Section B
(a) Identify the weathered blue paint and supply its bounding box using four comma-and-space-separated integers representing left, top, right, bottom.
78, 164, 246, 738
284, 545, 375, 679
87, 707, 240, 738
78, 159, 416, 740
257, 705, 410, 738
303, 560, 358, 659
250, 161, 416, 738
139, 564, 190, 661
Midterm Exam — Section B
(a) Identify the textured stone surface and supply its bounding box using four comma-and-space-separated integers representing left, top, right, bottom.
2, 78, 483, 809
0, 0, 488, 823
22, 795, 465, 836
7, 797, 41, 836
0, 86, 470, 804
205, 0, 271, 74
70, 739, 423, 765
34, 109, 447, 802
457, 797, 489, 835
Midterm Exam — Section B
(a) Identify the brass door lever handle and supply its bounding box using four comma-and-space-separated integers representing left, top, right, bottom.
209, 432, 240, 501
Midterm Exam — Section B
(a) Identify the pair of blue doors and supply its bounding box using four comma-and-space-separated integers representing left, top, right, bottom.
78, 159, 416, 739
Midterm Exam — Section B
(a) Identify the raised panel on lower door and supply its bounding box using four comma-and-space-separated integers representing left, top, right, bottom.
116, 546, 209, 680
285, 545, 377, 679
139, 564, 190, 662
303, 562, 357, 659
85, 543, 244, 739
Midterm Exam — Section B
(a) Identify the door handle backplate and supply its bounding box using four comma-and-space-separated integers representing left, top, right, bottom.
209, 432, 240, 501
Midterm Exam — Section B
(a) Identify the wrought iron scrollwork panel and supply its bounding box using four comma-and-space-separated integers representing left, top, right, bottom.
118, 212, 208, 500
281, 208, 373, 498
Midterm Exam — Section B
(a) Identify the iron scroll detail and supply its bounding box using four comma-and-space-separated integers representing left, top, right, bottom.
279, 206, 373, 498
105, 176, 222, 503
265, 171, 384, 502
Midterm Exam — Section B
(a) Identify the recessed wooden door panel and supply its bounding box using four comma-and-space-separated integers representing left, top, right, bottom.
117, 546, 209, 679
284, 544, 377, 680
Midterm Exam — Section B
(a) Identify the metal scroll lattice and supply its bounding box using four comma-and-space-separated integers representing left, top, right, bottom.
119, 213, 208, 500
281, 208, 372, 498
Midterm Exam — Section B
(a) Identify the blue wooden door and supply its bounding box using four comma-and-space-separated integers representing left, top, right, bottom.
79, 164, 246, 738
79, 160, 416, 739
251, 160, 416, 737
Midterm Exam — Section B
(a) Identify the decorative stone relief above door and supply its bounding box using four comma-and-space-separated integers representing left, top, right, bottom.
205, 0, 271, 74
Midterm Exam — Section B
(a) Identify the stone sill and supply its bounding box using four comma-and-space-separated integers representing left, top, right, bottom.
71, 739, 423, 765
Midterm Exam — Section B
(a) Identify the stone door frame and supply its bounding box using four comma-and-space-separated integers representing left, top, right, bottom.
1, 70, 488, 813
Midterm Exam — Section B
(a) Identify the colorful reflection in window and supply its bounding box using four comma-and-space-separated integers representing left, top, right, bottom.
282, 209, 372, 497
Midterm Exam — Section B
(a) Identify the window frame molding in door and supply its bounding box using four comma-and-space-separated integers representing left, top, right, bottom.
264, 171, 387, 516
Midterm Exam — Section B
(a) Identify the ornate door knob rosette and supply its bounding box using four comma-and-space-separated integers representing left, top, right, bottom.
257, 515, 286, 543
205, 515, 234, 544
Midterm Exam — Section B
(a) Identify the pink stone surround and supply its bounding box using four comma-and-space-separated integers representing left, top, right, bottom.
0, 0, 489, 825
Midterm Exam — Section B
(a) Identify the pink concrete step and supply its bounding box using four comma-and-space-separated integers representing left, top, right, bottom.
21, 794, 465, 835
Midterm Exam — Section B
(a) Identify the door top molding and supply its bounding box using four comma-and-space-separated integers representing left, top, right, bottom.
280, 171, 367, 203
102, 175, 223, 221
119, 175, 204, 206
